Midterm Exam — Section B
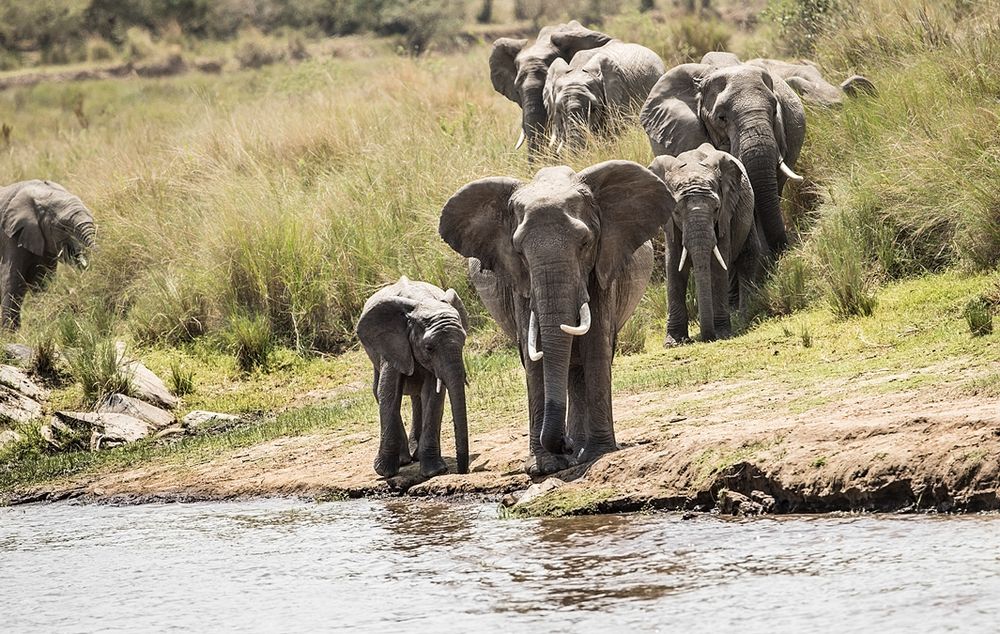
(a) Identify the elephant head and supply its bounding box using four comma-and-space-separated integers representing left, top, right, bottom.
641, 63, 805, 255
356, 281, 470, 474
543, 55, 613, 153
490, 22, 611, 154
1, 180, 96, 268
650, 144, 753, 342
439, 161, 670, 455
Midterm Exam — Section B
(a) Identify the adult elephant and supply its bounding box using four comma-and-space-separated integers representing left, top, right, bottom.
640, 62, 805, 255
440, 161, 670, 475
544, 40, 665, 153
701, 51, 876, 107
490, 21, 612, 155
649, 144, 763, 345
0, 180, 96, 329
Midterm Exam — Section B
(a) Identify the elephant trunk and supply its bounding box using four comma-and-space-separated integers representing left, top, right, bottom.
521, 83, 547, 155
75, 221, 96, 248
532, 281, 578, 456
446, 378, 469, 474
686, 222, 718, 342
737, 117, 787, 254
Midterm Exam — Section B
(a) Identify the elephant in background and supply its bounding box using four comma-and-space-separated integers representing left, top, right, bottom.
0, 180, 96, 330
440, 161, 670, 475
640, 61, 806, 256
543, 40, 665, 153
490, 21, 612, 155
649, 143, 763, 345
701, 51, 876, 107
356, 276, 470, 479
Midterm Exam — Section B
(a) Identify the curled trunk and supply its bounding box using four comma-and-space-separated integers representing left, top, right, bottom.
737, 119, 787, 254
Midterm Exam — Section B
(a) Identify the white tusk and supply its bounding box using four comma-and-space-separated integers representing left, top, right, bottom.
560, 303, 591, 336
549, 133, 557, 148
436, 378, 442, 394
779, 161, 804, 182
678, 247, 688, 272
713, 245, 728, 271
527, 311, 543, 361
556, 140, 564, 155
514, 129, 526, 150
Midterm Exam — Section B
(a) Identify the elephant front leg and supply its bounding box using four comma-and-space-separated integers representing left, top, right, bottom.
417, 376, 448, 478
0, 264, 27, 331
665, 241, 691, 347
407, 393, 422, 464
577, 302, 617, 464
524, 353, 570, 477
566, 364, 589, 450
373, 361, 405, 478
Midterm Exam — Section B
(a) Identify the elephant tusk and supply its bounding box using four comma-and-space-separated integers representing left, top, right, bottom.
713, 246, 728, 271
560, 303, 591, 336
556, 140, 564, 155
527, 311, 543, 361
678, 247, 688, 272
436, 378, 442, 394
779, 161, 804, 182
514, 129, 526, 150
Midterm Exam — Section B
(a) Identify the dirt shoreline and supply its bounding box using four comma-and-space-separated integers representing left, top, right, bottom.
7, 378, 999, 515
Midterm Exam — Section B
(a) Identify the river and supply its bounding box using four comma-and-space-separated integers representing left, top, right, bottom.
2, 499, 998, 632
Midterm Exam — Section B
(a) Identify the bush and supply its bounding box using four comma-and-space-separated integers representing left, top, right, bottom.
85, 36, 115, 62
169, 360, 195, 396
964, 298, 994, 337
604, 10, 732, 66
123, 26, 159, 61
64, 334, 136, 407
234, 29, 284, 69
377, 0, 463, 54
226, 313, 274, 374
763, 0, 839, 55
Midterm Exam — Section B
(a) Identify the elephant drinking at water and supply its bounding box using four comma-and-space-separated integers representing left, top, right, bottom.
439, 161, 671, 476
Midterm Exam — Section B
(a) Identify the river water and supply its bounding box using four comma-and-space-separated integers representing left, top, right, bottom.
2, 499, 998, 632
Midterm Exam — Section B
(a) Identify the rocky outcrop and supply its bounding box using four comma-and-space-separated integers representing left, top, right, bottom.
0, 365, 47, 425
114, 342, 178, 409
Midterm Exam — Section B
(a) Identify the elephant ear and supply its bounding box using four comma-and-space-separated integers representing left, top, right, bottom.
582, 53, 626, 113
647, 155, 682, 246
544, 58, 570, 120
490, 38, 527, 103
578, 161, 674, 288
549, 24, 612, 61
439, 177, 528, 295
357, 295, 419, 376
640, 64, 709, 156
2, 185, 45, 256
442, 288, 469, 331
715, 149, 752, 241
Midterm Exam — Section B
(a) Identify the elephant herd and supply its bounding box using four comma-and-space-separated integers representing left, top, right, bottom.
361, 21, 875, 479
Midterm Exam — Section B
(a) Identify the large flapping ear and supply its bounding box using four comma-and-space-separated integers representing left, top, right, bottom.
549, 25, 612, 61
715, 149, 753, 241
647, 154, 683, 247
442, 288, 469, 331
439, 177, 528, 294
640, 64, 708, 156
583, 53, 625, 112
2, 184, 45, 256
490, 38, 527, 103
578, 161, 674, 288
356, 295, 419, 376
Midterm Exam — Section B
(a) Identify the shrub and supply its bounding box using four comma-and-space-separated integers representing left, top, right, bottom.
85, 36, 116, 62
123, 26, 159, 61
226, 313, 274, 374
377, 0, 463, 54
617, 312, 648, 355
169, 360, 195, 396
964, 298, 994, 337
763, 0, 840, 55
64, 334, 135, 407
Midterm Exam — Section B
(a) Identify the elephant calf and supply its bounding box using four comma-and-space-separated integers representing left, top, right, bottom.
649, 144, 764, 345
356, 276, 470, 479
0, 180, 96, 330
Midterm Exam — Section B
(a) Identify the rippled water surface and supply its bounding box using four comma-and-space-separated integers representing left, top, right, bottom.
2, 500, 999, 632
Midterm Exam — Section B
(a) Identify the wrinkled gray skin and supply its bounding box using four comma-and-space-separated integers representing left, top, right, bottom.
490, 21, 612, 156
701, 51, 876, 107
0, 180, 95, 330
544, 41, 665, 152
356, 276, 470, 479
640, 62, 805, 256
649, 144, 763, 345
440, 161, 670, 476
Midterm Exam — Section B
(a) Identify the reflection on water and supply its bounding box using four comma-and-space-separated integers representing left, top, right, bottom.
2, 499, 999, 632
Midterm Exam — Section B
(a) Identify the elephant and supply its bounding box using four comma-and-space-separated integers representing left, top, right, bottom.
490, 21, 613, 155
439, 160, 670, 476
543, 40, 665, 153
649, 143, 763, 345
356, 276, 470, 479
0, 180, 96, 330
640, 61, 806, 256
700, 51, 877, 107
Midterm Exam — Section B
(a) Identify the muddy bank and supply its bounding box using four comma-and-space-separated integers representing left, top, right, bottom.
8, 380, 999, 515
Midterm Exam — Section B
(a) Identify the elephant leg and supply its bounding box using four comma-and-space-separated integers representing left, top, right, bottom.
0, 269, 27, 331
373, 361, 405, 478
566, 364, 588, 449
578, 294, 616, 464
665, 239, 691, 346
418, 375, 448, 478
712, 259, 732, 339
408, 393, 423, 462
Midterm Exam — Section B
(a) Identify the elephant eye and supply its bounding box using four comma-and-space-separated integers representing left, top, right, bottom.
716, 112, 727, 123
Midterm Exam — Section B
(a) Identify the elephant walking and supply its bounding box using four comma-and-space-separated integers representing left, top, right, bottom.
356, 277, 470, 479
440, 161, 671, 476
544, 40, 665, 152
649, 144, 763, 345
0, 180, 96, 329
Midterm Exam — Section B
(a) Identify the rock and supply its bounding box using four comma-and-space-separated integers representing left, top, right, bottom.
115, 342, 178, 410
154, 424, 187, 440
97, 393, 174, 429
40, 419, 86, 452
0, 365, 46, 426
0, 428, 23, 450
717, 489, 766, 516
182, 410, 240, 430
0, 364, 48, 402
54, 411, 156, 450
3, 344, 34, 367
507, 477, 565, 508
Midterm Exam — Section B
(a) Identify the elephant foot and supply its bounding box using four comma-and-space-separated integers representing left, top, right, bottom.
664, 333, 691, 348
419, 454, 449, 478
576, 442, 618, 465
524, 452, 571, 477
374, 452, 400, 478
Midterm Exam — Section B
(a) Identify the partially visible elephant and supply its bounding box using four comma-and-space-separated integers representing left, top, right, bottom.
640, 62, 806, 255
700, 51, 876, 106
356, 276, 470, 479
490, 21, 612, 155
649, 143, 763, 344
543, 40, 665, 152
440, 161, 670, 476
0, 180, 96, 329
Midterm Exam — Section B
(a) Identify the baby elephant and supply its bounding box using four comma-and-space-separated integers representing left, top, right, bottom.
649, 144, 764, 345
356, 276, 470, 479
